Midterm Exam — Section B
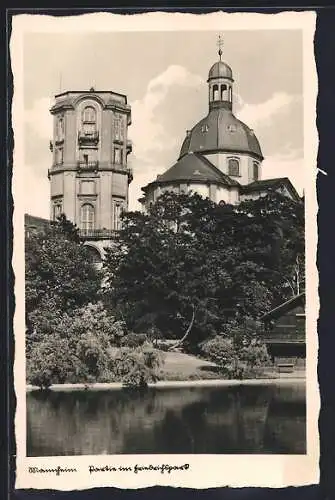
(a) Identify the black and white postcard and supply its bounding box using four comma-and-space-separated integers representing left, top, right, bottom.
11, 10, 319, 490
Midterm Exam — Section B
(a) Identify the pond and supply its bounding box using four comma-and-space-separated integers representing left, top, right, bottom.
27, 382, 306, 456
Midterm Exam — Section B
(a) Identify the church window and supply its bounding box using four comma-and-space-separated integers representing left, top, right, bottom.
228, 158, 240, 176
213, 84, 219, 101
221, 84, 228, 100
253, 161, 259, 181
81, 203, 95, 234
229, 87, 232, 101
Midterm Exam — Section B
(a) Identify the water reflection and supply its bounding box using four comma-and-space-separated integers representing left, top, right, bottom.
27, 383, 306, 456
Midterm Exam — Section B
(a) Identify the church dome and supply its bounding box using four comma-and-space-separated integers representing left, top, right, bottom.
179, 108, 263, 160
208, 61, 233, 81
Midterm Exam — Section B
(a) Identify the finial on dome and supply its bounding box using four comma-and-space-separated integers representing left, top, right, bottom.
217, 34, 223, 61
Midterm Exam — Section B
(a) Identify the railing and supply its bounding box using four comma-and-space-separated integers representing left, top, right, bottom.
78, 130, 99, 143
78, 229, 119, 240
77, 160, 99, 170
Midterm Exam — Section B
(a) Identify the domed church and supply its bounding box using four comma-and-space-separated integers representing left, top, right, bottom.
140, 40, 300, 208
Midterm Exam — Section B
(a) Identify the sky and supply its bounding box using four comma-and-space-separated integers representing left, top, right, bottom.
22, 29, 304, 217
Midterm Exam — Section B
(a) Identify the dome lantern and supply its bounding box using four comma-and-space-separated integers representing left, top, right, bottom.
207, 35, 234, 112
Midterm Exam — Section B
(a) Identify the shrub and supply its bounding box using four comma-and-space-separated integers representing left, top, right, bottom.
26, 301, 125, 387
110, 344, 164, 388
200, 335, 271, 379
120, 333, 148, 348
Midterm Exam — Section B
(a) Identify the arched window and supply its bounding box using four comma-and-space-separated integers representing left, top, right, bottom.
112, 202, 123, 231
82, 106, 97, 135
212, 84, 219, 101
82, 106, 96, 123
57, 117, 64, 139
228, 158, 240, 177
81, 203, 95, 235
114, 147, 123, 164
85, 245, 102, 265
53, 203, 62, 220
221, 84, 228, 100
55, 147, 63, 165
253, 161, 259, 181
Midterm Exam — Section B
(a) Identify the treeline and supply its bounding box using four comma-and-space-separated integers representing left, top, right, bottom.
25, 191, 304, 387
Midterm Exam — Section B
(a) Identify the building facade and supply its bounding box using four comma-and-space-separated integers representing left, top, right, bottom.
140, 48, 300, 208
261, 292, 306, 373
48, 88, 132, 261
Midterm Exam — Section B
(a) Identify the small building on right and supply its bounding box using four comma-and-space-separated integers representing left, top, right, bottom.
261, 292, 306, 374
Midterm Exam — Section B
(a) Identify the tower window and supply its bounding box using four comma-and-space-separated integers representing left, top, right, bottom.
55, 147, 63, 165
82, 106, 96, 123
112, 201, 123, 230
212, 84, 219, 101
228, 158, 240, 177
53, 203, 62, 220
253, 161, 259, 181
81, 203, 95, 235
114, 114, 124, 141
57, 116, 64, 139
114, 147, 123, 164
82, 106, 97, 135
220, 84, 228, 100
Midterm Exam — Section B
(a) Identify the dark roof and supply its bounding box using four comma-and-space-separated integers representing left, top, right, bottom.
208, 60, 233, 82
179, 108, 263, 160
261, 292, 305, 321
142, 152, 240, 191
241, 177, 301, 201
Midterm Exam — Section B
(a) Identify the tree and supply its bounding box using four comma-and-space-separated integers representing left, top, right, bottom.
103, 191, 304, 348
25, 215, 102, 318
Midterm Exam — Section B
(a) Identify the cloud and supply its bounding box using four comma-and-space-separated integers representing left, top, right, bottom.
130, 65, 204, 162
128, 65, 205, 210
237, 92, 297, 129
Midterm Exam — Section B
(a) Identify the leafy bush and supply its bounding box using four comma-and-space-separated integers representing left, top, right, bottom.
200, 335, 271, 379
120, 333, 148, 348
110, 344, 164, 388
26, 301, 126, 388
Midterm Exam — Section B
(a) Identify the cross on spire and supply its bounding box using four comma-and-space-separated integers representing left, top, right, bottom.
217, 35, 223, 60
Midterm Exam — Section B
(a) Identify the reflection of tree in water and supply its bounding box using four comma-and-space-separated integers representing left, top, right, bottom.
27, 384, 306, 456
263, 384, 306, 454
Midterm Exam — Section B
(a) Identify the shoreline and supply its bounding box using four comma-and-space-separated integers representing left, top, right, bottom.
26, 377, 306, 392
